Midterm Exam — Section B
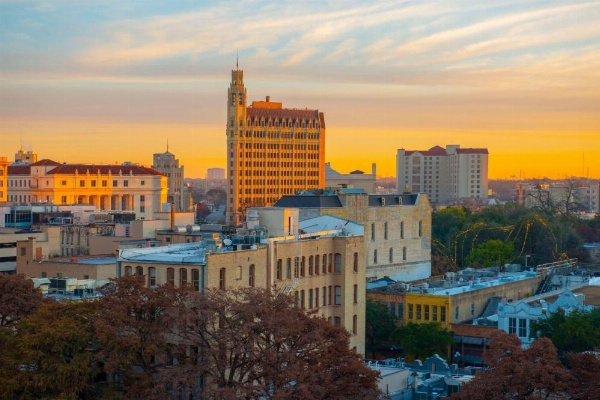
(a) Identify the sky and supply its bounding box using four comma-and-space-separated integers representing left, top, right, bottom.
1, 0, 599, 179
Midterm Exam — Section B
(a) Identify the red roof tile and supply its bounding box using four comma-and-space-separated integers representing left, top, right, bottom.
32, 159, 61, 166
47, 164, 165, 176
456, 148, 488, 154
404, 145, 448, 156
8, 165, 30, 175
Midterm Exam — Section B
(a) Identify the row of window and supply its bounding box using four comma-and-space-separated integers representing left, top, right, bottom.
275, 252, 358, 280
405, 304, 447, 322
508, 317, 528, 338
124, 266, 201, 291
373, 247, 407, 264
371, 220, 421, 241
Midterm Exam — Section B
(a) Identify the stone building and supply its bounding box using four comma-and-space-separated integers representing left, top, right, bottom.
116, 210, 366, 353
152, 147, 190, 212
274, 189, 432, 281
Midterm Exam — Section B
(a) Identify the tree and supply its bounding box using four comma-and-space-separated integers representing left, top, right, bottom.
196, 202, 212, 222
184, 287, 381, 400
530, 308, 600, 358
391, 322, 452, 361
10, 300, 101, 399
566, 352, 600, 399
452, 333, 574, 400
94, 275, 193, 399
205, 188, 227, 207
365, 299, 397, 359
465, 240, 514, 268
0, 273, 43, 328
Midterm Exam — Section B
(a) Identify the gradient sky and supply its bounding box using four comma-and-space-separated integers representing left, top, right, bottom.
1, 1, 599, 179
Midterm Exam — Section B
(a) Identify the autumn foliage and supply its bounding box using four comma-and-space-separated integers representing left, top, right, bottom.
0, 274, 380, 399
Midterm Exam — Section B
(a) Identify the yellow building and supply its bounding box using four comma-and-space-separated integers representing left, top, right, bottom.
368, 269, 542, 328
7, 160, 167, 220
226, 68, 326, 226
0, 156, 8, 202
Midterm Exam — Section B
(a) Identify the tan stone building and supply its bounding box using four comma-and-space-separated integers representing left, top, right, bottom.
116, 211, 366, 353
274, 189, 432, 281
7, 160, 167, 220
226, 68, 326, 226
152, 147, 190, 212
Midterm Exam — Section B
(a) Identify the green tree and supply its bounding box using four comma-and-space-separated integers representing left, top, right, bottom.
530, 308, 600, 358
0, 273, 43, 328
365, 299, 397, 359
432, 207, 469, 247
466, 239, 514, 267
391, 322, 452, 361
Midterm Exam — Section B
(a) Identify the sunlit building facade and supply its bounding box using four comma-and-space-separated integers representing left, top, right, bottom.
7, 160, 167, 219
152, 148, 190, 212
0, 156, 8, 202
226, 68, 326, 225
396, 145, 489, 204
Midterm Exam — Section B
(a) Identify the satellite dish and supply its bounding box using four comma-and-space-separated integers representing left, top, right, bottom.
223, 239, 232, 246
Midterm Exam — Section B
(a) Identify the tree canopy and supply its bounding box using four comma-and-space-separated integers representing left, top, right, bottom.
365, 299, 397, 359
0, 276, 380, 399
391, 322, 452, 361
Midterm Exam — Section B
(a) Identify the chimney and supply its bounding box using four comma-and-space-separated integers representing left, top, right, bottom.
170, 203, 175, 231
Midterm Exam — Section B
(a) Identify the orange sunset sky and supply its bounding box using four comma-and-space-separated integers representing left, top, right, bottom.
1, 1, 599, 179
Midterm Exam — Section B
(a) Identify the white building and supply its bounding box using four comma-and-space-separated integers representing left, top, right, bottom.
396, 145, 489, 204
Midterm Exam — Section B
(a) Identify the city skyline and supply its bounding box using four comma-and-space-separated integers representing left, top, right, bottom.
1, 1, 599, 179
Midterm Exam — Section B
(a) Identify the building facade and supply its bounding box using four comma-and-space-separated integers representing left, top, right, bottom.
116, 211, 366, 353
7, 160, 167, 219
0, 156, 8, 202
152, 148, 190, 212
226, 68, 326, 226
206, 168, 225, 180
396, 145, 488, 204
274, 190, 432, 281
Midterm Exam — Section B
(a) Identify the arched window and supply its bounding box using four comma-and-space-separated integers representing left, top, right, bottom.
167, 268, 175, 285
124, 266, 132, 276
136, 266, 143, 276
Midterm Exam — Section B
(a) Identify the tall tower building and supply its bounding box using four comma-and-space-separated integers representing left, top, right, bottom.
152, 147, 189, 212
226, 68, 326, 226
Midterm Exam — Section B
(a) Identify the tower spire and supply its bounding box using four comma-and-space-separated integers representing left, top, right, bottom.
167, 139, 169, 153
236, 49, 239, 70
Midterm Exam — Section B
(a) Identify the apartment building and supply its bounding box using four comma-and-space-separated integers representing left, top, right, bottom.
396, 145, 488, 204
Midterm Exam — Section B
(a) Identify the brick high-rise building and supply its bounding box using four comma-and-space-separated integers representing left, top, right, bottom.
226, 68, 326, 226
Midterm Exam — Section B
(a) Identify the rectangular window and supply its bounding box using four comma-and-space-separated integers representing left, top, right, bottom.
61, 196, 67, 203
432, 305, 438, 321
61, 180, 67, 186
416, 304, 422, 320
518, 318, 527, 337
112, 180, 118, 187
400, 221, 404, 239
371, 223, 375, 241
334, 253, 342, 273
353, 315, 357, 334
300, 290, 305, 309
418, 220, 423, 237
424, 305, 430, 320
167, 268, 175, 285
286, 258, 291, 279
276, 259, 282, 280
91, 180, 96, 187
180, 269, 188, 286
390, 302, 396, 316
353, 284, 358, 304
315, 288, 319, 308
334, 286, 342, 305
294, 257, 299, 278
192, 269, 200, 291
398, 303, 404, 320
149, 267, 156, 287
308, 289, 313, 309
219, 268, 226, 290
373, 249, 378, 264
123, 180, 129, 187
384, 222, 388, 240
328, 286, 332, 305
80, 180, 85, 187
323, 286, 327, 306
408, 303, 414, 319
441, 306, 446, 322
455, 306, 459, 321
102, 180, 107, 187
509, 317, 517, 334
471, 303, 475, 316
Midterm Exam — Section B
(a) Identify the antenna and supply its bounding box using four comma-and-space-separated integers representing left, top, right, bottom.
236, 49, 239, 70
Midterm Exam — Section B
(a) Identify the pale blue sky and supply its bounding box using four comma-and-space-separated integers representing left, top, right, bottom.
1, 0, 599, 178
